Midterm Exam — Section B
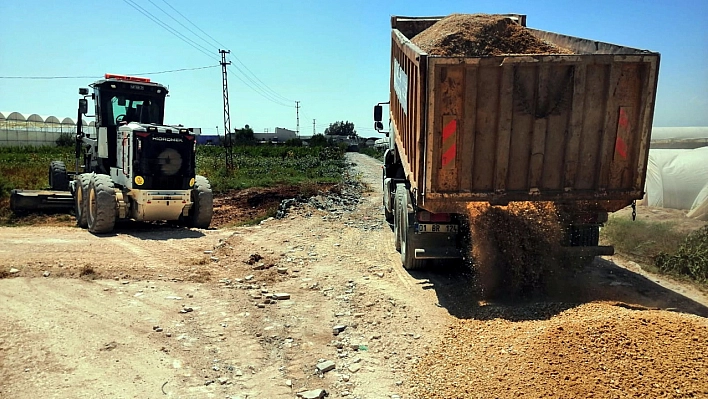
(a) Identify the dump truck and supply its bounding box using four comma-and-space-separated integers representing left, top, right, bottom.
11, 74, 213, 234
374, 14, 660, 269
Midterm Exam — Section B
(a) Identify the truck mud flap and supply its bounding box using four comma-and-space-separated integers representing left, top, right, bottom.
409, 230, 463, 260
414, 247, 463, 260
9, 189, 74, 213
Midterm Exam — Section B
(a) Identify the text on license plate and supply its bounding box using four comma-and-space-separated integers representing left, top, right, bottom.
417, 223, 458, 233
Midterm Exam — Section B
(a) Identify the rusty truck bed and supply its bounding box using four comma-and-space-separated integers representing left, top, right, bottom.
390, 15, 660, 214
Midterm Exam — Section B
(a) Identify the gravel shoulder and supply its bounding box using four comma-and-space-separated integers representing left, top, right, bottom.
1, 153, 707, 399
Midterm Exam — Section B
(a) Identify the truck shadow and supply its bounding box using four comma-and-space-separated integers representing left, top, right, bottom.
408, 258, 708, 321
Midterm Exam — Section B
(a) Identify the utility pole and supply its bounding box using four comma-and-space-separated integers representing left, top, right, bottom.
295, 101, 300, 137
219, 49, 233, 169
313, 119, 316, 136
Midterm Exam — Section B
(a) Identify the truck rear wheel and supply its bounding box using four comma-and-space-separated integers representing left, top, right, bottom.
397, 184, 426, 270
87, 174, 116, 234
49, 161, 69, 191
186, 175, 213, 229
74, 173, 91, 228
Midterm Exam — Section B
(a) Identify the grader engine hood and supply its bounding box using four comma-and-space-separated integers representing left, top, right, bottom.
121, 123, 197, 190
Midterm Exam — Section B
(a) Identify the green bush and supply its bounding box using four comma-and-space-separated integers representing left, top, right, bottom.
601, 218, 684, 261
0, 174, 12, 199
0, 146, 74, 193
285, 138, 303, 147
56, 133, 74, 147
360, 146, 385, 161
655, 226, 708, 284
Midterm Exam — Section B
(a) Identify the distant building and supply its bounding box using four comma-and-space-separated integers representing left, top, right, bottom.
196, 134, 220, 145
254, 127, 297, 144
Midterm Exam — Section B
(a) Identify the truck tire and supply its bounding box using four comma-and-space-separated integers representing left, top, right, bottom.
186, 175, 213, 229
87, 174, 116, 234
398, 184, 426, 270
49, 161, 69, 191
74, 173, 91, 228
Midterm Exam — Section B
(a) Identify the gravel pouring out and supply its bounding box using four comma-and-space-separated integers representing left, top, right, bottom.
467, 202, 566, 298
411, 302, 708, 399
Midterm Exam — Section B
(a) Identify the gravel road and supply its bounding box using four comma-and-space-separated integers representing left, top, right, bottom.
1, 153, 707, 399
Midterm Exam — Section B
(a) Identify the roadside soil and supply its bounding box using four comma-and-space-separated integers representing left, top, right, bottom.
1, 153, 707, 399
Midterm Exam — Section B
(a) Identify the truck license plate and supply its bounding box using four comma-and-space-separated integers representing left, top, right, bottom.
417, 223, 458, 233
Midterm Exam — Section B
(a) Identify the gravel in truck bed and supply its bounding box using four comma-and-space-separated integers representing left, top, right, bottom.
411, 13, 573, 57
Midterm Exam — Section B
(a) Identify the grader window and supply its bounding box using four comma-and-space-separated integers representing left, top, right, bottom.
102, 93, 165, 126
109, 96, 162, 125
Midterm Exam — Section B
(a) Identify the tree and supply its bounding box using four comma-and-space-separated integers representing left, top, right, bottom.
308, 133, 328, 147
324, 121, 356, 138
232, 124, 255, 144
285, 137, 303, 147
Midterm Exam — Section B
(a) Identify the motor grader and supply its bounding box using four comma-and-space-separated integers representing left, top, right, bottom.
11, 74, 213, 233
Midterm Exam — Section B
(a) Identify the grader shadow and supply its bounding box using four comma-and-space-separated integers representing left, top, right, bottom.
90, 220, 208, 240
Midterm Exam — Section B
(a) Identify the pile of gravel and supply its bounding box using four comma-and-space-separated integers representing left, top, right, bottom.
275, 168, 365, 219
411, 302, 708, 398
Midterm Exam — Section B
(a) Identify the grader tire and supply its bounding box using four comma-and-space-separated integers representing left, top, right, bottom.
74, 173, 91, 228
49, 161, 69, 191
87, 174, 116, 234
187, 175, 213, 229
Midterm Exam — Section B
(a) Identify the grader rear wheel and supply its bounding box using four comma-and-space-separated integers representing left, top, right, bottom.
74, 173, 91, 228
49, 161, 69, 191
185, 175, 213, 229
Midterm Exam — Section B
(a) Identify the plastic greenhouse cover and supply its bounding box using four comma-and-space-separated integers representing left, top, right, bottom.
643, 147, 708, 220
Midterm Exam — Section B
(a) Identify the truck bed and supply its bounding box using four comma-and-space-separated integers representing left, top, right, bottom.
390, 15, 660, 213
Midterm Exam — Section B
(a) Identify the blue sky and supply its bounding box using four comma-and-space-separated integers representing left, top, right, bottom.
1, 0, 706, 137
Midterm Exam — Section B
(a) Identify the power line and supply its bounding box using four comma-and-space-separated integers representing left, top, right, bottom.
157, 0, 290, 102
147, 0, 220, 53
0, 65, 219, 79
231, 58, 294, 103
149, 0, 293, 104
159, 0, 228, 50
226, 63, 293, 107
122, 0, 294, 108
135, 65, 219, 75
122, 0, 219, 62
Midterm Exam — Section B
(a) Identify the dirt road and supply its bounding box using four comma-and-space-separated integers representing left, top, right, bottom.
1, 153, 707, 399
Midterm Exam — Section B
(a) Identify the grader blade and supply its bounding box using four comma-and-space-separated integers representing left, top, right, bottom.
10, 189, 74, 213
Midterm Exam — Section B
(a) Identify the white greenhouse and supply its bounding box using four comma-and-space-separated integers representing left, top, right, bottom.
0, 111, 94, 147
